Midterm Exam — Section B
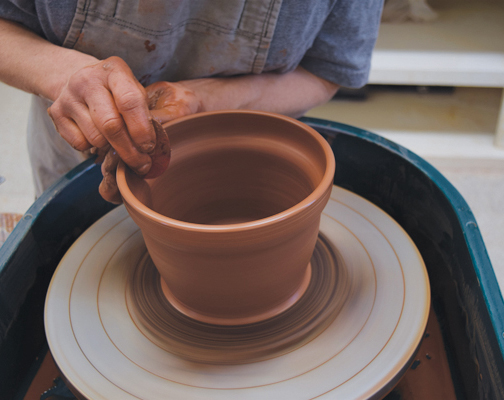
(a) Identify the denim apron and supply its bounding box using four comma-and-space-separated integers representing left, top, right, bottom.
28, 0, 283, 196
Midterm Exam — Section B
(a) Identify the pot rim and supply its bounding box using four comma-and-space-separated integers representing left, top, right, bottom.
116, 110, 335, 233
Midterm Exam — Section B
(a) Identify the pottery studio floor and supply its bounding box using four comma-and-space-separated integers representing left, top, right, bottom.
1, 82, 504, 293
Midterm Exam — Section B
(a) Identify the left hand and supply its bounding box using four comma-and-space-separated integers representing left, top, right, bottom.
146, 81, 202, 123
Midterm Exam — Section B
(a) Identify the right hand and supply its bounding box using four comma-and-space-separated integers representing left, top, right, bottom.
96, 80, 202, 203
47, 56, 157, 201
49, 55, 204, 203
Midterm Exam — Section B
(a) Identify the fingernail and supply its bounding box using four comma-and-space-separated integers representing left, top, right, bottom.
139, 141, 155, 153
137, 162, 151, 175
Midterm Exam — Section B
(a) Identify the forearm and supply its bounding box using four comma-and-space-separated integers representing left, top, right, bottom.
0, 18, 98, 101
182, 66, 339, 118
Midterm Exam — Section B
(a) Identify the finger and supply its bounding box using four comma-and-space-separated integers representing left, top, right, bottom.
150, 104, 192, 123
47, 107, 92, 151
67, 104, 109, 149
98, 147, 123, 204
145, 81, 200, 123
143, 120, 171, 179
105, 59, 156, 152
86, 87, 152, 175
90, 145, 111, 164
50, 86, 109, 150
99, 173, 122, 204
146, 81, 173, 110
101, 147, 121, 177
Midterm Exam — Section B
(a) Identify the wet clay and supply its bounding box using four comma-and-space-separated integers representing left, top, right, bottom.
96, 119, 170, 204
117, 111, 335, 325
143, 119, 171, 179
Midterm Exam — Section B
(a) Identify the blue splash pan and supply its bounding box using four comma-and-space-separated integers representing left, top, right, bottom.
0, 118, 503, 399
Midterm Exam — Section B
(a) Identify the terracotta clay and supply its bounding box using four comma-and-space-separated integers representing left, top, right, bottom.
143, 119, 171, 179
116, 110, 335, 325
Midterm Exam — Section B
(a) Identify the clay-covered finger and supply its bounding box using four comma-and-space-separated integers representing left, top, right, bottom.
143, 120, 171, 179
99, 172, 122, 204
146, 81, 173, 110
150, 105, 192, 123
86, 86, 152, 175
146, 81, 201, 124
100, 147, 121, 177
99, 147, 122, 204
91, 145, 111, 164
105, 58, 156, 152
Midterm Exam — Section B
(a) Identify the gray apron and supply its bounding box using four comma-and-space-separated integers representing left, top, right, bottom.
28, 0, 283, 196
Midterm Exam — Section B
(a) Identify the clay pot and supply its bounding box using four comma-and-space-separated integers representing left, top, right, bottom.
117, 110, 335, 325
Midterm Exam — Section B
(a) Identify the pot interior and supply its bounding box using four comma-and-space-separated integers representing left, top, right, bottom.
126, 113, 329, 225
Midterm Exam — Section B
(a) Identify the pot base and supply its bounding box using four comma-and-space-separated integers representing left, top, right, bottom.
159, 264, 312, 326
131, 234, 346, 364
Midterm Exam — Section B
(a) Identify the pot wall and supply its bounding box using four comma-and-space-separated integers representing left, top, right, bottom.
118, 111, 335, 324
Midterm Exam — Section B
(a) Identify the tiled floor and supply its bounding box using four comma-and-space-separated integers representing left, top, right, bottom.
1, 82, 503, 293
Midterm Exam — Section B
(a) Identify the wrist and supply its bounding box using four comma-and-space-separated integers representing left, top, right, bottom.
0, 18, 99, 102
42, 50, 99, 101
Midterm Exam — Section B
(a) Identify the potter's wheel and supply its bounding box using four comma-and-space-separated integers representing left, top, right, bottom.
45, 186, 430, 400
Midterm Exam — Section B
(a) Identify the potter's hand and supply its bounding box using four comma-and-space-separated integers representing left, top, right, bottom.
47, 56, 156, 191
97, 119, 171, 204
97, 81, 200, 203
146, 81, 202, 123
